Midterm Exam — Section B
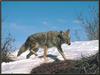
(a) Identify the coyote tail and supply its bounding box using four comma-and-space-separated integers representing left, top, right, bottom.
17, 43, 28, 56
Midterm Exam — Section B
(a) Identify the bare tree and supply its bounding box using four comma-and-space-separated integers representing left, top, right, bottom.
1, 33, 16, 62
77, 6, 99, 40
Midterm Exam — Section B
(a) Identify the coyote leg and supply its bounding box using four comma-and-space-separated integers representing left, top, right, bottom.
58, 50, 66, 60
26, 51, 33, 59
27, 47, 38, 59
57, 46, 66, 60
44, 45, 48, 62
31, 50, 37, 56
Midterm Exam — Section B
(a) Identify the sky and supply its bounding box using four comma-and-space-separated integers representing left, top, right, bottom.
2, 1, 98, 49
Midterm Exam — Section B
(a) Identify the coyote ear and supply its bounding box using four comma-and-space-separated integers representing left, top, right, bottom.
58, 31, 63, 38
60, 31, 64, 35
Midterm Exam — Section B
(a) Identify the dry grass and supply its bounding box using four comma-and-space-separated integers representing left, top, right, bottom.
31, 52, 99, 74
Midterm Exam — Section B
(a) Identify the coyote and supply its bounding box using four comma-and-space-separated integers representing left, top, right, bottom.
17, 30, 71, 62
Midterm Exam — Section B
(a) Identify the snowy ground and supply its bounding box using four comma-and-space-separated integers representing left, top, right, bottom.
1, 40, 99, 74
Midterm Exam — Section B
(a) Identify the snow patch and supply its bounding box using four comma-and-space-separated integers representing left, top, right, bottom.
1, 40, 99, 74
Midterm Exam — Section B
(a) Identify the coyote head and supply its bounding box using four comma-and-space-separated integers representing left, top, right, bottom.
60, 29, 71, 45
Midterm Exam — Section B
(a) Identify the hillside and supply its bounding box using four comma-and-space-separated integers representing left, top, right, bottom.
1, 40, 99, 74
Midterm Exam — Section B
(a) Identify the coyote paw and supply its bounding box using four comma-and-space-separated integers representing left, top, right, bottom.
26, 55, 30, 59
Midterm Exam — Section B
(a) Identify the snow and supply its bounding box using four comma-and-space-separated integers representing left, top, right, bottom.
1, 40, 99, 74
